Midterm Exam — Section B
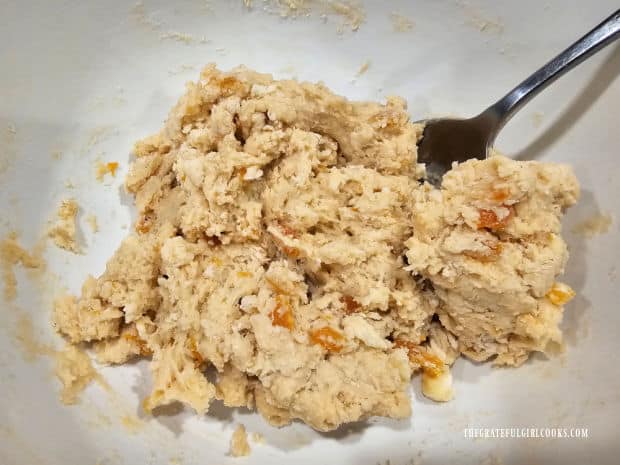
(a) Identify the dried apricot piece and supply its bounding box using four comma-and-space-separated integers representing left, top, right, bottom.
96, 161, 119, 181
490, 188, 510, 203
107, 162, 119, 176
122, 329, 152, 356
269, 295, 294, 330
188, 336, 205, 367
309, 326, 344, 352
281, 245, 300, 258
135, 214, 153, 234
477, 206, 514, 230
340, 295, 361, 314
463, 242, 503, 262
394, 339, 444, 378
278, 222, 299, 238
546, 282, 576, 306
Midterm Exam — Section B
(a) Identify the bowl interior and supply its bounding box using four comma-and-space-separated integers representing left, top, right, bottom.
1, 1, 619, 464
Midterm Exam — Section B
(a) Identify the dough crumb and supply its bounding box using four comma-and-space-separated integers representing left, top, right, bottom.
51, 150, 63, 160
160, 30, 195, 44
391, 12, 414, 32
356, 60, 371, 76
572, 213, 612, 237
229, 424, 251, 457
48, 199, 81, 253
96, 161, 120, 181
87, 215, 100, 233
0, 233, 45, 301
327, 0, 365, 32
55, 344, 97, 405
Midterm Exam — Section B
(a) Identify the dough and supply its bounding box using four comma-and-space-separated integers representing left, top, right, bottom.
52, 65, 579, 431
405, 154, 579, 366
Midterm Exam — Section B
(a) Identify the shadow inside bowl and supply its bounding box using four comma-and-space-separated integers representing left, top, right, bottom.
514, 42, 620, 161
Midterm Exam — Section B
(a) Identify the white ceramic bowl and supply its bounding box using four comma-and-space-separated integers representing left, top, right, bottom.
1, 1, 619, 464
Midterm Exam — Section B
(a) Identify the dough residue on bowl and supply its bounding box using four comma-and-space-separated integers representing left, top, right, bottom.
51, 65, 579, 431
55, 343, 98, 405
87, 215, 100, 233
572, 213, 612, 237
243, 0, 366, 32
1, 122, 18, 176
390, 12, 414, 32
1, 233, 45, 301
229, 424, 251, 457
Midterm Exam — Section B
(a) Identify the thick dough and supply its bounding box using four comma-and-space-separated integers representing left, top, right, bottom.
52, 65, 579, 431
405, 155, 579, 366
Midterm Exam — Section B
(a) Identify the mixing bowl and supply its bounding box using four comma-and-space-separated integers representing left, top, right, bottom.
1, 1, 619, 464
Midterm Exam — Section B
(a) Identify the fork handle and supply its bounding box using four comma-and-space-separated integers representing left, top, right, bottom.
477, 9, 620, 141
